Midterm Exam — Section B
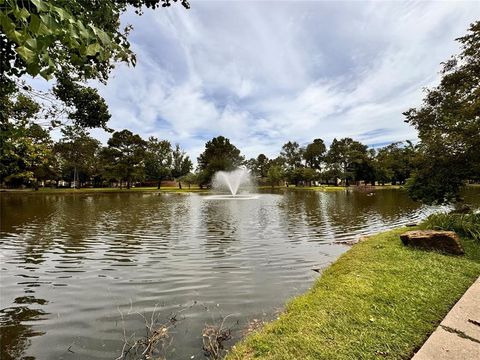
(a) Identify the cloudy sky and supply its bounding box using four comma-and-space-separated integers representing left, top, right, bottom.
88, 0, 479, 160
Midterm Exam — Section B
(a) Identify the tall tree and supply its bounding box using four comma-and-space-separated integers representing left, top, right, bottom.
404, 21, 480, 204
54, 125, 101, 187
171, 144, 192, 189
280, 141, 304, 170
0, 93, 52, 188
303, 138, 326, 170
144, 137, 172, 189
106, 129, 146, 189
245, 154, 269, 178
267, 165, 284, 188
326, 138, 368, 186
197, 136, 244, 186
374, 142, 413, 185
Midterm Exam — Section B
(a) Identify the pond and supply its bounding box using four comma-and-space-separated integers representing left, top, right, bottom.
1, 188, 479, 359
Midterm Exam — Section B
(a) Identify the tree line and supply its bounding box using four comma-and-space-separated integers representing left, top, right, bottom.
1, 0, 479, 205
0, 112, 427, 192
1, 112, 193, 190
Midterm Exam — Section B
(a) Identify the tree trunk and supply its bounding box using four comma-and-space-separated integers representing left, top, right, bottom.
178, 181, 182, 189
34, 179, 39, 191
157, 179, 161, 189
127, 181, 131, 189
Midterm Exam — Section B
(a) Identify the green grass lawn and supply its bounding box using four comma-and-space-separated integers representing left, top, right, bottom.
0, 186, 207, 194
257, 185, 346, 191
227, 228, 480, 360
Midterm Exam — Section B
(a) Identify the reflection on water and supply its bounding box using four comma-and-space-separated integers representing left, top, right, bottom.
0, 189, 478, 359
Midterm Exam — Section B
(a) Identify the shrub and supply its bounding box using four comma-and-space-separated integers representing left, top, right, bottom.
421, 212, 480, 241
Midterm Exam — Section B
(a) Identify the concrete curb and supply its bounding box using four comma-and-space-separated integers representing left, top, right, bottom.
412, 276, 480, 359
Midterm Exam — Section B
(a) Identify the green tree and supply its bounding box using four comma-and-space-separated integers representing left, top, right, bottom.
280, 141, 304, 170
245, 153, 269, 179
144, 137, 172, 189
180, 172, 197, 189
325, 138, 368, 186
54, 125, 101, 187
106, 129, 146, 189
374, 142, 414, 185
197, 136, 244, 186
404, 21, 480, 204
303, 138, 326, 170
171, 144, 192, 189
302, 167, 318, 187
0, 93, 52, 188
267, 165, 284, 188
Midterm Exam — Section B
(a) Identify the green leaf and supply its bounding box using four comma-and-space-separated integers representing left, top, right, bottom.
26, 61, 41, 76
86, 42, 101, 56
25, 38, 37, 50
52, 6, 68, 21
16, 45, 36, 63
39, 69, 54, 80
0, 13, 15, 33
29, 14, 41, 33
96, 29, 111, 45
37, 21, 51, 36
31, 0, 49, 12
12, 30, 25, 43
40, 14, 58, 31
17, 7, 30, 20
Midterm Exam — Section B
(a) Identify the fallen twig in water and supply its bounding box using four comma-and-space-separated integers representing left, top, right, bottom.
202, 314, 237, 360
115, 304, 176, 360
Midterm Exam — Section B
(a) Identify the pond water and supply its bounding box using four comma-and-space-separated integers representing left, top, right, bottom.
1, 188, 479, 359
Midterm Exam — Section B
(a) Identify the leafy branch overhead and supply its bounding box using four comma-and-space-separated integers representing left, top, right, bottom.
1, 0, 190, 130
0, 0, 189, 81
403, 21, 480, 204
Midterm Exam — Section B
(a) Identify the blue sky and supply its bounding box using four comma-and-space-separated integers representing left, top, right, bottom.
86, 0, 479, 160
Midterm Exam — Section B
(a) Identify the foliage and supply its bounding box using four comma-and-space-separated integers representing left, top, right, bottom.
245, 154, 269, 178
144, 137, 171, 189
0, 0, 189, 81
303, 138, 326, 170
421, 212, 480, 242
0, 93, 52, 186
197, 136, 244, 186
179, 172, 198, 189
266, 165, 284, 187
280, 141, 303, 170
325, 138, 368, 186
171, 143, 192, 188
0, 0, 190, 131
404, 21, 480, 204
106, 129, 146, 188
54, 125, 101, 185
228, 228, 480, 360
53, 75, 111, 129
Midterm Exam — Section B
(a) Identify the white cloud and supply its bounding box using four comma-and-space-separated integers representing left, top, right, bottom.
81, 0, 480, 161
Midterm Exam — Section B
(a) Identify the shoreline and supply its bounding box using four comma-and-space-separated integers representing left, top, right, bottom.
0, 184, 403, 195
227, 227, 480, 359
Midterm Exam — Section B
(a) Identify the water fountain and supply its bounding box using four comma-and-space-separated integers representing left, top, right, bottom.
206, 168, 258, 200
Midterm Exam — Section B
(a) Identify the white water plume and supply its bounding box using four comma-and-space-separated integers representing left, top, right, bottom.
212, 168, 253, 196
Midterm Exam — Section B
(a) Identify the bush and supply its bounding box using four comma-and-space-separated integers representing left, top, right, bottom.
421, 213, 480, 241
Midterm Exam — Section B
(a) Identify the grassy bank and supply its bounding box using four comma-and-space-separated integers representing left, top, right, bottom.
0, 186, 207, 195
228, 228, 480, 360
1, 184, 405, 195
257, 185, 346, 191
